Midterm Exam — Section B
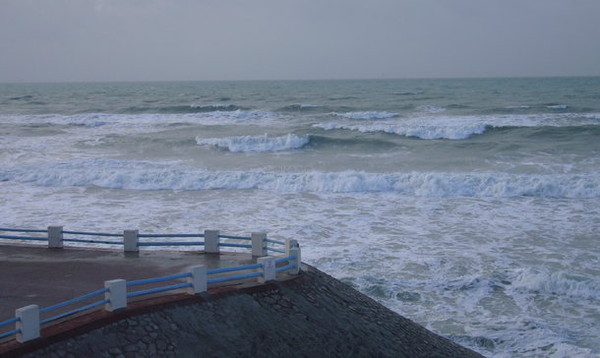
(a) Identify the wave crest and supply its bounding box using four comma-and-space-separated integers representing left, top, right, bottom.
332, 111, 399, 120
315, 113, 600, 140
315, 122, 487, 140
195, 134, 310, 152
2, 161, 598, 198
509, 268, 600, 300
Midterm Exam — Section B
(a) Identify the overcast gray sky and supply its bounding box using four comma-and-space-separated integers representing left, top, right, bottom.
1, 0, 599, 82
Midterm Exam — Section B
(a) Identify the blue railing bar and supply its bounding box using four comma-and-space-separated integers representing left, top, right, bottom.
39, 288, 109, 314
127, 272, 191, 287
0, 235, 47, 241
219, 235, 251, 241
0, 228, 47, 233
61, 230, 122, 237
208, 271, 262, 284
265, 238, 285, 245
275, 255, 295, 265
267, 247, 285, 254
63, 238, 123, 245
276, 263, 297, 273
0, 317, 20, 329
208, 263, 262, 275
137, 241, 204, 247
218, 243, 252, 248
40, 299, 109, 325
138, 233, 204, 238
0, 329, 21, 340
127, 283, 191, 299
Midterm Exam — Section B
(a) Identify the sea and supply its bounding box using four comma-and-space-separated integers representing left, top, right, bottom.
1, 77, 599, 357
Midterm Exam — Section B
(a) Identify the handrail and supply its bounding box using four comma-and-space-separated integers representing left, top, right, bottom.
0, 227, 300, 343
127, 273, 192, 287
137, 233, 204, 238
208, 272, 263, 284
137, 241, 205, 247
0, 227, 47, 233
219, 234, 252, 240
61, 230, 122, 237
0, 235, 47, 241
0, 328, 20, 340
63, 238, 123, 245
218, 242, 252, 249
39, 288, 109, 314
266, 238, 285, 245
41, 300, 110, 325
208, 263, 263, 275
0, 228, 287, 250
127, 283, 192, 299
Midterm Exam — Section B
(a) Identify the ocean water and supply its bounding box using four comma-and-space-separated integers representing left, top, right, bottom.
1, 78, 599, 357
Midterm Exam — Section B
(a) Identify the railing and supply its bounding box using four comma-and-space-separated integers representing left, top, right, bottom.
0, 227, 301, 344
0, 226, 287, 255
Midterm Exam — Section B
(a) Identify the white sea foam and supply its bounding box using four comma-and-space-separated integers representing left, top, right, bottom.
0, 111, 282, 128
2, 161, 598, 198
416, 105, 446, 113
315, 121, 487, 140
332, 111, 399, 120
195, 134, 310, 152
190, 103, 239, 111
509, 268, 600, 300
315, 112, 600, 140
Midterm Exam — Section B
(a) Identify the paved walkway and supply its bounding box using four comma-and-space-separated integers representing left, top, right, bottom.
0, 244, 255, 322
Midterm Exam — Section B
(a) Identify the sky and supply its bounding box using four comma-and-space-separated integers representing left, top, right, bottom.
1, 0, 599, 83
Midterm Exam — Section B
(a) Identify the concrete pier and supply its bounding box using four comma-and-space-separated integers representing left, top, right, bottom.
2, 263, 484, 357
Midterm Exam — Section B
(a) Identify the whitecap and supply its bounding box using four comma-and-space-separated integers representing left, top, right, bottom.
416, 105, 446, 113
547, 105, 568, 110
314, 121, 487, 140
2, 163, 599, 198
195, 133, 310, 152
332, 111, 399, 120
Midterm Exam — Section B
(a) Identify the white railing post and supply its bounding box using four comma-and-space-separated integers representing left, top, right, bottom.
289, 246, 302, 275
16, 305, 40, 343
104, 279, 127, 312
257, 256, 276, 283
48, 226, 63, 249
123, 230, 139, 252
204, 230, 220, 254
285, 239, 298, 257
251, 232, 267, 257
187, 265, 207, 294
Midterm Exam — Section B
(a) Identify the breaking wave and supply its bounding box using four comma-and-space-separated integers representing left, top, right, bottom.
315, 121, 487, 140
195, 134, 310, 152
2, 160, 598, 198
332, 111, 399, 120
315, 113, 600, 140
278, 104, 321, 111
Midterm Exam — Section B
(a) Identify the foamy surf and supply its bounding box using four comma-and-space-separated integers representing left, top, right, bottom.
2, 160, 598, 198
316, 112, 600, 140
195, 133, 310, 152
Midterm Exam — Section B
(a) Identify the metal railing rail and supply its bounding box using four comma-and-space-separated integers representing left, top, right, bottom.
0, 227, 287, 253
0, 226, 301, 344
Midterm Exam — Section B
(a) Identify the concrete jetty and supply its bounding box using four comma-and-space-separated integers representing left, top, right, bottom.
0, 244, 483, 357
0, 244, 259, 324
0, 242, 481, 358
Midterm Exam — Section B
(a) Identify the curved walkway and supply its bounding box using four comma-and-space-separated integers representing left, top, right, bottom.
0, 244, 274, 324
